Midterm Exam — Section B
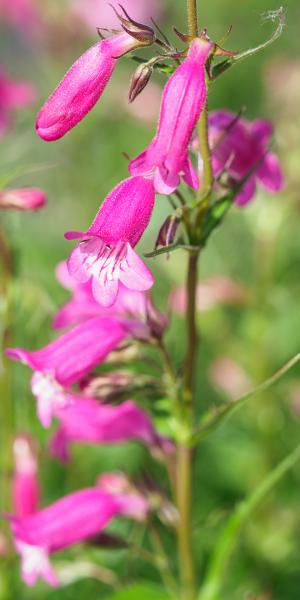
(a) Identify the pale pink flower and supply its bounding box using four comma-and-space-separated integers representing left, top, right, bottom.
6, 317, 129, 427
8, 481, 149, 587
36, 32, 146, 141
0, 188, 47, 211
0, 67, 36, 137
207, 110, 284, 205
66, 176, 155, 307
129, 36, 214, 194
12, 435, 39, 518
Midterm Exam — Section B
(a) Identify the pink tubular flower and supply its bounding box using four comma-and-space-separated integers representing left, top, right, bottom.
207, 110, 284, 205
50, 396, 161, 462
36, 33, 142, 141
0, 188, 47, 211
129, 36, 214, 194
6, 317, 128, 427
9, 483, 149, 587
12, 435, 39, 518
0, 67, 36, 137
66, 176, 155, 307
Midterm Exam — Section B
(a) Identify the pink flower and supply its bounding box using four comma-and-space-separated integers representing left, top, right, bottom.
12, 435, 39, 518
0, 67, 36, 137
6, 317, 128, 427
53, 261, 167, 337
9, 482, 149, 586
36, 32, 144, 141
73, 0, 162, 32
207, 110, 284, 205
50, 396, 162, 462
66, 176, 155, 307
0, 0, 41, 35
129, 37, 214, 194
0, 188, 47, 211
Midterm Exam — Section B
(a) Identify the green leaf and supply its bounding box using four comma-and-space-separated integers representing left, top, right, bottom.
110, 583, 173, 600
212, 7, 286, 79
199, 443, 300, 600
144, 242, 198, 258
192, 352, 300, 446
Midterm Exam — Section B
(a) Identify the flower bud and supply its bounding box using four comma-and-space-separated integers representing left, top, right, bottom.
155, 213, 181, 249
129, 63, 152, 103
0, 188, 47, 211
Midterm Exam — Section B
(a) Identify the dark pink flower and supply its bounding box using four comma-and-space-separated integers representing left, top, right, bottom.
129, 37, 214, 194
0, 67, 36, 137
9, 482, 149, 586
66, 176, 155, 307
207, 110, 284, 205
12, 435, 39, 518
6, 317, 128, 427
50, 396, 162, 462
36, 33, 142, 141
0, 188, 47, 211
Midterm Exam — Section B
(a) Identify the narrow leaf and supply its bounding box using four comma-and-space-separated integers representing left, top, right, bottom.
199, 443, 300, 600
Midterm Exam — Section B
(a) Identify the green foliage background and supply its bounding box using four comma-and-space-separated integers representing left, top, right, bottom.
1, 1, 300, 598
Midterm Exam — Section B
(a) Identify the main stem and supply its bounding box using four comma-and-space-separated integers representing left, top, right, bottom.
177, 252, 199, 600
187, 0, 199, 38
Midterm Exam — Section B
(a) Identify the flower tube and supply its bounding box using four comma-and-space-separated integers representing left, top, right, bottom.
129, 36, 215, 194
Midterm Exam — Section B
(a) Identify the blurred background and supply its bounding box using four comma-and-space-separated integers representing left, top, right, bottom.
1, 0, 300, 598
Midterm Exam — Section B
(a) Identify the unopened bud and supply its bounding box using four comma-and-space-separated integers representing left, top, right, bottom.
129, 63, 153, 103
155, 212, 181, 250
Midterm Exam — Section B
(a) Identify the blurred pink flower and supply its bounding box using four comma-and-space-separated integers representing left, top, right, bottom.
12, 435, 39, 518
0, 188, 47, 211
129, 36, 214, 194
0, 0, 40, 34
209, 356, 252, 400
50, 396, 164, 462
53, 261, 167, 337
73, 0, 162, 31
0, 67, 36, 136
66, 176, 155, 307
206, 110, 284, 205
8, 480, 149, 587
169, 276, 248, 314
6, 316, 129, 427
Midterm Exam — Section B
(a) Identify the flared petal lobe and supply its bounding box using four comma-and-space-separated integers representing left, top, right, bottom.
36, 33, 135, 141
129, 37, 214, 193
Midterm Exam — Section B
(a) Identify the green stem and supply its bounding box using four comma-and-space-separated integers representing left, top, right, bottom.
187, 0, 199, 38
199, 444, 300, 600
177, 252, 199, 600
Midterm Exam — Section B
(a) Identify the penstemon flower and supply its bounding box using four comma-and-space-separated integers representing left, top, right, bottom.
206, 110, 284, 204
50, 396, 167, 462
6, 317, 129, 427
0, 188, 47, 211
8, 481, 149, 586
66, 176, 155, 307
129, 35, 215, 194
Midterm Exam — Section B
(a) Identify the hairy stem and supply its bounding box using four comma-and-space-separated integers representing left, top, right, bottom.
187, 0, 199, 38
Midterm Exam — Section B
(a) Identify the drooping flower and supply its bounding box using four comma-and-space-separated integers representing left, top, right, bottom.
0, 67, 36, 137
129, 36, 215, 194
36, 26, 153, 141
0, 188, 47, 211
207, 110, 284, 205
50, 396, 163, 462
66, 176, 155, 307
6, 317, 128, 427
12, 435, 39, 518
8, 481, 149, 587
